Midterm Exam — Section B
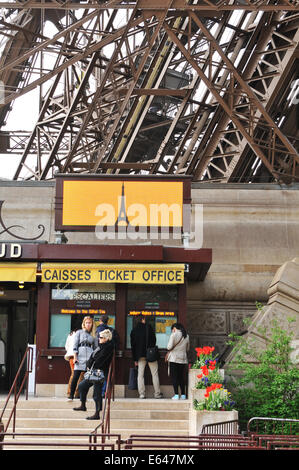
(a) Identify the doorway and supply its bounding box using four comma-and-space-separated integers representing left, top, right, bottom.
0, 289, 35, 392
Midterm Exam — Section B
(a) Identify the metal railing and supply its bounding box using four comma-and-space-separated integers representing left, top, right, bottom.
89, 352, 116, 449
0, 432, 122, 450
2, 431, 297, 451
202, 419, 239, 435
0, 350, 120, 450
124, 434, 266, 450
0, 346, 34, 434
247, 417, 299, 436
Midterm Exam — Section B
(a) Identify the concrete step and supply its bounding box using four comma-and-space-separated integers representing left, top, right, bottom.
7, 417, 188, 430
3, 408, 188, 421
0, 396, 190, 450
2, 397, 190, 410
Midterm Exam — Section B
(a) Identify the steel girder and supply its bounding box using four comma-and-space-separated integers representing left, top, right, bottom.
0, 1, 298, 11
0, 1, 298, 182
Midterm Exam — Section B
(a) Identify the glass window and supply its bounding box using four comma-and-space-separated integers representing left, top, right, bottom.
126, 314, 177, 349
49, 283, 116, 348
50, 314, 71, 347
126, 284, 178, 349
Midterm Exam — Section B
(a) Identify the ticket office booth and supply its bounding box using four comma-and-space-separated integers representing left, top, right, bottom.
37, 262, 186, 391
49, 283, 181, 351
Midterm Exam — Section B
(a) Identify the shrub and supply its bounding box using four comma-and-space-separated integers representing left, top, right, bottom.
226, 313, 299, 433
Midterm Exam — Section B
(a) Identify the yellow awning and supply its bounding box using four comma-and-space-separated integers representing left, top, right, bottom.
0, 263, 37, 282
41, 263, 185, 284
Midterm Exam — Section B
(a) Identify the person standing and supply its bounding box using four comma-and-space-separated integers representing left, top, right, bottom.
96, 314, 119, 350
64, 330, 78, 399
73, 329, 114, 420
166, 323, 189, 400
130, 317, 163, 399
68, 316, 97, 401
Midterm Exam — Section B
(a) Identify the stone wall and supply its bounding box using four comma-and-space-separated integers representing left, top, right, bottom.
0, 181, 53, 242
187, 183, 299, 360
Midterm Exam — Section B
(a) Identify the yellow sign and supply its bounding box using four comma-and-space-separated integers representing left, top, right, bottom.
42, 263, 185, 284
0, 262, 37, 282
62, 180, 183, 228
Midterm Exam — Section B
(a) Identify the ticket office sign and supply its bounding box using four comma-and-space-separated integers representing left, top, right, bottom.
41, 263, 185, 284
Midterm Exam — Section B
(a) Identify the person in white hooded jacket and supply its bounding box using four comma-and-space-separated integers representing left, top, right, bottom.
166, 323, 189, 400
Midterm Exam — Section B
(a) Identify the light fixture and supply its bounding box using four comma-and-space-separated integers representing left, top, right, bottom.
54, 231, 68, 244
18, 281, 24, 289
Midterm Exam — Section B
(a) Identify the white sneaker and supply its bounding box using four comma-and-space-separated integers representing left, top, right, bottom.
139, 395, 145, 399
172, 395, 179, 400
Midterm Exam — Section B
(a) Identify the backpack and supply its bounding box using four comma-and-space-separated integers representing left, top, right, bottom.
109, 327, 120, 350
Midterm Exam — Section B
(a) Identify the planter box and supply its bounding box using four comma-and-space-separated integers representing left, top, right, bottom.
189, 409, 238, 435
190, 388, 206, 402
188, 368, 224, 398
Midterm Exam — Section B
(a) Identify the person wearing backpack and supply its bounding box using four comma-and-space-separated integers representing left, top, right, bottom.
130, 317, 163, 399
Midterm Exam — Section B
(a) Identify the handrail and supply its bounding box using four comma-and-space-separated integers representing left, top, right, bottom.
201, 419, 239, 435
247, 417, 299, 435
90, 351, 116, 448
0, 346, 34, 433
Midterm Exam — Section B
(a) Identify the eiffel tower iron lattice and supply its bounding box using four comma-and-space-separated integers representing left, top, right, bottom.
0, 1, 298, 183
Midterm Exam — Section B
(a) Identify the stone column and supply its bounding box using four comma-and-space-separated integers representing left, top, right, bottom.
225, 257, 299, 365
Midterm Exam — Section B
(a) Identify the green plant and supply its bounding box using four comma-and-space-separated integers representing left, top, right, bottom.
193, 384, 236, 411
195, 368, 224, 389
226, 314, 299, 431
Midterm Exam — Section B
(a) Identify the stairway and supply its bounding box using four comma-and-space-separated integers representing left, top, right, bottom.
0, 396, 190, 450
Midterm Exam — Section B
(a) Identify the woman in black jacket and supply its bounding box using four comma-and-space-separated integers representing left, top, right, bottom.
73, 329, 114, 420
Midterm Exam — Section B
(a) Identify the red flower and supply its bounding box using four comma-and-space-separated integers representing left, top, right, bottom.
195, 346, 215, 357
201, 365, 209, 376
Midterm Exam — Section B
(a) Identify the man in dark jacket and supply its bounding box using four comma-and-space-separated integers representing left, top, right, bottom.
130, 317, 163, 399
96, 315, 120, 349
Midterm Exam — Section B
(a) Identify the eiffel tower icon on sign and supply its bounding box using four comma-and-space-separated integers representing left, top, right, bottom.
115, 182, 130, 227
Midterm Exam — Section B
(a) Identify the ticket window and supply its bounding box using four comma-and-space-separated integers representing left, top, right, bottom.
49, 283, 116, 348
126, 285, 178, 349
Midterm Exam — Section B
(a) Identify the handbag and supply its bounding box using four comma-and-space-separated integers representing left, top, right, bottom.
84, 364, 105, 384
128, 367, 138, 390
165, 336, 183, 362
145, 324, 160, 362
